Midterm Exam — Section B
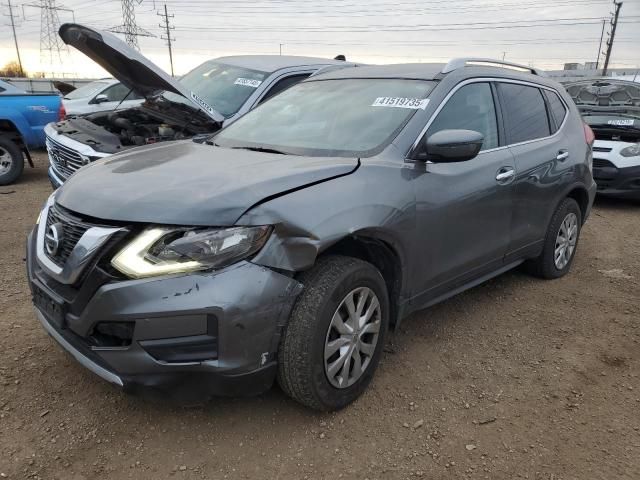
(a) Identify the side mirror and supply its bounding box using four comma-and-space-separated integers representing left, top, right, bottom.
412, 129, 484, 163
92, 94, 109, 104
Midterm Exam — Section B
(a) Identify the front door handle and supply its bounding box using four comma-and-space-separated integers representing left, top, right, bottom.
496, 167, 515, 183
556, 150, 569, 161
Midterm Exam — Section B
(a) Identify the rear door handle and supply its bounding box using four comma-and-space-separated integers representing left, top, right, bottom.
556, 150, 569, 161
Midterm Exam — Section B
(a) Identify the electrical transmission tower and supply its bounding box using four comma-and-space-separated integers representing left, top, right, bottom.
158, 4, 175, 76
23, 1, 74, 70
110, 0, 153, 51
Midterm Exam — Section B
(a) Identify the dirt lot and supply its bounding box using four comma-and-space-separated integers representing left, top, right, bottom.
1, 152, 638, 480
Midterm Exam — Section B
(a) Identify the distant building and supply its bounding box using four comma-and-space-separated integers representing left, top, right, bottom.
548, 65, 639, 83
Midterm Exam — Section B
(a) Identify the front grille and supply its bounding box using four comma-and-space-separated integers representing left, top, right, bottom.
593, 158, 616, 169
45, 135, 87, 179
45, 204, 93, 266
592, 146, 613, 153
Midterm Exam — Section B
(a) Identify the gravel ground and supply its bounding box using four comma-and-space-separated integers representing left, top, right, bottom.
1, 152, 639, 479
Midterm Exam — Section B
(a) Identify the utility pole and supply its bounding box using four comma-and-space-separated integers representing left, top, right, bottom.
110, 0, 154, 51
602, 0, 623, 76
3, 0, 24, 75
157, 4, 175, 76
279, 43, 283, 56
595, 19, 606, 70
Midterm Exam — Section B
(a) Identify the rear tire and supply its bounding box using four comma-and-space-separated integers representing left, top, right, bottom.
0, 137, 24, 186
526, 197, 582, 279
277, 255, 389, 411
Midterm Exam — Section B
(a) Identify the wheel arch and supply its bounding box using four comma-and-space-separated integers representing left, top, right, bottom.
0, 119, 23, 144
318, 233, 405, 327
565, 185, 590, 224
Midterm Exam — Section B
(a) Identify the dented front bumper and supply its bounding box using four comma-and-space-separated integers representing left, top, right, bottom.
27, 228, 303, 400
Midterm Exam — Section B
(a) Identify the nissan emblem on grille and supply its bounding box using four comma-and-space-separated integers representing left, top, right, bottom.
45, 222, 64, 257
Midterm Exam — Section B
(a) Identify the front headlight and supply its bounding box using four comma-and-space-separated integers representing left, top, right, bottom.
111, 226, 272, 279
620, 143, 640, 157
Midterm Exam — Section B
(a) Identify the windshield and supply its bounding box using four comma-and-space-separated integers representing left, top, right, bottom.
162, 61, 268, 117
214, 78, 435, 157
64, 81, 110, 100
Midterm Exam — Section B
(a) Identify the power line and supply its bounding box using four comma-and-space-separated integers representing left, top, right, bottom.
157, 3, 175, 76
2, 0, 24, 74
595, 19, 606, 69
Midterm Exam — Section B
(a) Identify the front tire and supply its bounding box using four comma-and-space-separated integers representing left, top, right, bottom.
0, 137, 24, 186
277, 255, 389, 411
526, 197, 582, 279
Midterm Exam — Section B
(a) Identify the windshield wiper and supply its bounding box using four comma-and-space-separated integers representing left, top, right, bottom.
231, 146, 289, 155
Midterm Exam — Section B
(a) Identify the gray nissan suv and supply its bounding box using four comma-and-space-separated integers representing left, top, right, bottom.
27, 58, 597, 411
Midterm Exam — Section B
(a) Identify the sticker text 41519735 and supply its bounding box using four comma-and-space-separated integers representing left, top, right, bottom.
371, 97, 430, 110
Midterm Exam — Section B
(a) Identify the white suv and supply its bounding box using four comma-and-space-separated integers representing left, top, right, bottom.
565, 78, 640, 200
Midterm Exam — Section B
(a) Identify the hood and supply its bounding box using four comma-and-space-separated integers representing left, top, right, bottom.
58, 23, 224, 124
55, 141, 359, 226
564, 79, 640, 117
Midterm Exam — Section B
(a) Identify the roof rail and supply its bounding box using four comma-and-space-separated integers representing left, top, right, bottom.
441, 58, 545, 76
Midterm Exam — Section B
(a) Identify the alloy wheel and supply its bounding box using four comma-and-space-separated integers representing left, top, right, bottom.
554, 212, 578, 270
0, 147, 12, 176
324, 287, 381, 389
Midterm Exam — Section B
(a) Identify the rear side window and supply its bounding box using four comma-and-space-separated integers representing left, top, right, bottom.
499, 83, 550, 144
544, 90, 568, 132
426, 82, 499, 151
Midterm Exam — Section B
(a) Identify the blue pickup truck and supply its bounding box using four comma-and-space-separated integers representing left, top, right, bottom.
0, 79, 63, 185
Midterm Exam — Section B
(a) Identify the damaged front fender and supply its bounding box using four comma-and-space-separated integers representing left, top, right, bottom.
238, 161, 416, 278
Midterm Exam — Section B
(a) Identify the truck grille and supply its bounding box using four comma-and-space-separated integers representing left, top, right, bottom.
45, 135, 87, 179
45, 203, 93, 266
592, 158, 616, 169
592, 146, 613, 153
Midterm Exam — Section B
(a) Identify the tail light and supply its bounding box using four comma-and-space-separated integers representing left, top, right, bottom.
583, 123, 595, 146
58, 103, 66, 121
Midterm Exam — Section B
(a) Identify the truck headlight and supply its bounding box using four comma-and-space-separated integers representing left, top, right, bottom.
111, 226, 272, 279
620, 143, 640, 157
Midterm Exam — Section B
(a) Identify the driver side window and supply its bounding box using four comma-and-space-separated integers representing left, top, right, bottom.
426, 82, 499, 151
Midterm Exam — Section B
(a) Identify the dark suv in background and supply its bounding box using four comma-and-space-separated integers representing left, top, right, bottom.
28, 58, 596, 411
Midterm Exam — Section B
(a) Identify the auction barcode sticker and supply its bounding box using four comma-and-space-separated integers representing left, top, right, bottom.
371, 97, 429, 110
607, 119, 634, 126
234, 78, 263, 88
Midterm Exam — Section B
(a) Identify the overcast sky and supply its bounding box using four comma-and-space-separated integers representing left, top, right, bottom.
1, 0, 639, 78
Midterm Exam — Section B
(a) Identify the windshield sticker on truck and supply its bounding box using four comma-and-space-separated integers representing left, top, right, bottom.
371, 97, 430, 110
190, 91, 217, 116
234, 78, 263, 88
607, 119, 634, 126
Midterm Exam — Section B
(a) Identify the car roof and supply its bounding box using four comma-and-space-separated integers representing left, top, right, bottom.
214, 55, 355, 73
309, 61, 562, 90
311, 63, 447, 81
